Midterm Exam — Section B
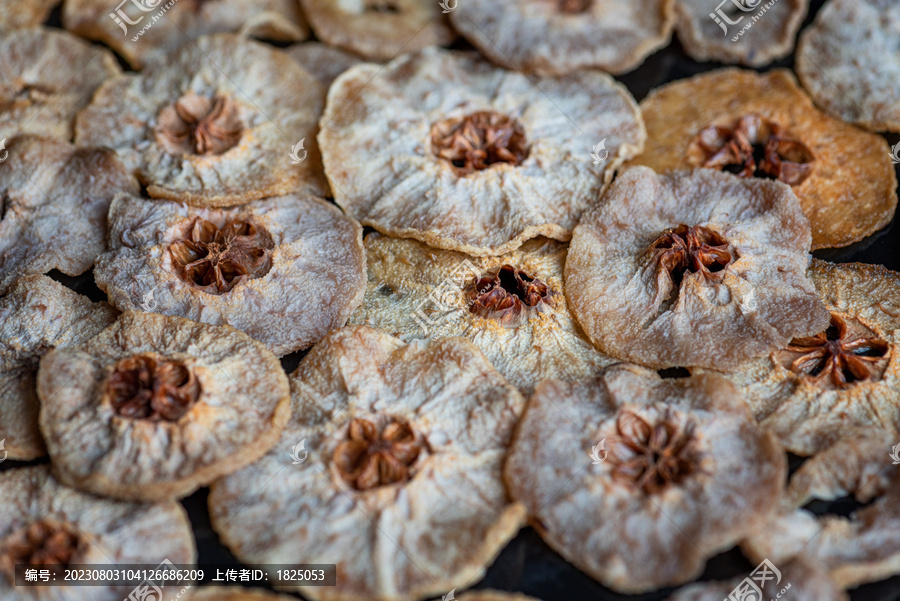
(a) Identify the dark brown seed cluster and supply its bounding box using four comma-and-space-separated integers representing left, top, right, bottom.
558, 0, 592, 13
0, 520, 82, 576
157, 93, 243, 156
105, 354, 200, 421
650, 224, 734, 288
431, 111, 529, 175
333, 418, 423, 491
466, 265, 556, 321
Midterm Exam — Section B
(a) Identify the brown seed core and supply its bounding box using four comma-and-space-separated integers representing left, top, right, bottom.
607, 410, 698, 495
650, 224, 734, 290
778, 313, 890, 388
106, 354, 200, 421
690, 114, 815, 186
156, 92, 243, 156
431, 111, 529, 175
0, 520, 82, 578
169, 217, 275, 294
466, 265, 556, 321
558, 0, 592, 13
333, 417, 423, 491
365, 1, 399, 12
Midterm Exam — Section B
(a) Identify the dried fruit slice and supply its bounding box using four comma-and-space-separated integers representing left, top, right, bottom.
796, 0, 900, 133
321, 47, 645, 256
94, 192, 365, 357
743, 431, 900, 589
0, 0, 58, 29
699, 260, 900, 455
75, 34, 328, 206
349, 233, 614, 395
37, 311, 291, 501
0, 27, 120, 141
188, 588, 299, 601
299, 0, 454, 62
626, 69, 898, 249
674, 0, 808, 66
0, 135, 139, 295
209, 326, 526, 601
284, 42, 362, 88
505, 364, 785, 593
63, 0, 309, 69
0, 465, 195, 601
0, 275, 116, 460
565, 167, 830, 370
449, 0, 675, 75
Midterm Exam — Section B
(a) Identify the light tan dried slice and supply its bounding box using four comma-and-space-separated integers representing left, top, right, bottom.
63, 0, 309, 70
0, 135, 140, 296
743, 431, 900, 589
0, 275, 116, 461
626, 69, 897, 249
321, 47, 645, 256
0, 27, 120, 141
284, 42, 363, 88
674, 0, 808, 67
449, 0, 675, 76
37, 311, 290, 502
209, 326, 526, 601
565, 167, 829, 370
299, 0, 454, 62
75, 34, 327, 207
505, 364, 785, 593
188, 588, 298, 601
94, 192, 365, 357
0, 465, 195, 601
699, 260, 900, 456
796, 0, 900, 133
349, 233, 614, 395
0, 0, 58, 29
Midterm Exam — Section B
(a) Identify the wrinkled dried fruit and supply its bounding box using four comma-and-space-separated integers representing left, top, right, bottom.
627, 69, 897, 250
210, 326, 526, 601
157, 94, 244, 156
0, 275, 116, 460
321, 48, 646, 256
283, 42, 361, 88
38, 311, 291, 501
450, 0, 675, 75
505, 364, 785, 593
95, 193, 365, 357
796, 0, 900, 133
565, 167, 829, 370
0, 0, 58, 29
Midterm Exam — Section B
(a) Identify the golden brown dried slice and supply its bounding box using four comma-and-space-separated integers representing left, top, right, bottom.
209, 326, 526, 601
321, 48, 645, 256
626, 69, 897, 249
675, 0, 808, 66
75, 34, 328, 207
63, 0, 309, 70
796, 0, 900, 133
0, 135, 139, 296
188, 588, 299, 601
0, 27, 120, 141
700, 260, 900, 456
743, 431, 900, 589
565, 167, 829, 370
94, 192, 365, 357
284, 42, 363, 88
0, 465, 195, 601
0, 0, 58, 29
349, 233, 614, 395
505, 364, 785, 593
299, 0, 454, 62
449, 0, 675, 76
37, 311, 290, 502
0, 275, 116, 461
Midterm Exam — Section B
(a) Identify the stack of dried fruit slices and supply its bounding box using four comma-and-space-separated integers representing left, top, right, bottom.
1, 0, 899, 600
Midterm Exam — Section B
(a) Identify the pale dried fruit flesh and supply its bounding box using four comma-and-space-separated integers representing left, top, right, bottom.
0, 275, 116, 460
675, 0, 808, 66
0, 465, 195, 601
0, 135, 139, 295
37, 311, 291, 502
0, 0, 59, 29
320, 47, 646, 256
94, 192, 366, 357
626, 69, 898, 249
796, 0, 900, 133
348, 234, 615, 395
299, 0, 455, 61
283, 42, 362, 88
504, 364, 785, 593
75, 34, 328, 207
209, 326, 526, 601
564, 166, 830, 370
450, 0, 676, 75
